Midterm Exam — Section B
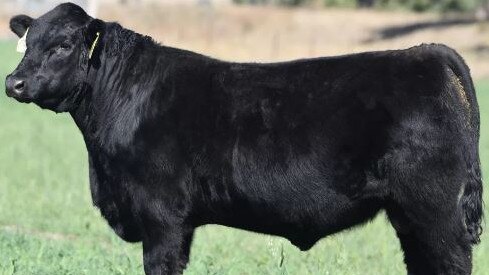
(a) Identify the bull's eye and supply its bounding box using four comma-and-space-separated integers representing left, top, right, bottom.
58, 43, 71, 52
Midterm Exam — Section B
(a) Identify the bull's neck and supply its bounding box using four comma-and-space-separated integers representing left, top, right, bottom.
70, 24, 162, 153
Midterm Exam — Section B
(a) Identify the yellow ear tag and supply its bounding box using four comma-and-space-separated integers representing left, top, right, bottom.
16, 28, 28, 53
88, 32, 100, 59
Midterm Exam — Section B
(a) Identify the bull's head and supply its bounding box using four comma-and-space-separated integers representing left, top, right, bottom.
5, 3, 103, 112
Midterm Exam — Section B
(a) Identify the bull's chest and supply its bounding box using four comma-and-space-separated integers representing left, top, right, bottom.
88, 155, 143, 242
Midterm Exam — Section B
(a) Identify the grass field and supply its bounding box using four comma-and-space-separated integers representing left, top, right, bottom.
0, 40, 487, 275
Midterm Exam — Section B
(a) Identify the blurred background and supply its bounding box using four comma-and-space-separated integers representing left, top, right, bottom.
1, 0, 489, 77
0, 0, 488, 274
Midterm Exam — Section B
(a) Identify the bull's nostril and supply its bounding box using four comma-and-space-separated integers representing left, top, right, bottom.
13, 80, 25, 93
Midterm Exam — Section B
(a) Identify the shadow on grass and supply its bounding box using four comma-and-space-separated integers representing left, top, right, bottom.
365, 18, 477, 42
474, 44, 489, 56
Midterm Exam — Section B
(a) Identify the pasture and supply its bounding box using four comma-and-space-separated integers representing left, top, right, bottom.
0, 40, 487, 274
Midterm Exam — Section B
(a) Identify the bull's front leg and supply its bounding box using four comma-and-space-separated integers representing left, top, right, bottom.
138, 169, 193, 274
142, 222, 194, 275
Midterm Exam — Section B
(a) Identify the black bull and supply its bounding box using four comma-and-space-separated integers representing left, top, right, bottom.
5, 3, 483, 275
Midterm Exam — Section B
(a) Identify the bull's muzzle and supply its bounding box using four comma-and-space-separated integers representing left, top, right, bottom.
5, 75, 26, 99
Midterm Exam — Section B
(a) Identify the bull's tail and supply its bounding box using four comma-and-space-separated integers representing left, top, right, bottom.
462, 146, 484, 244
441, 44, 484, 244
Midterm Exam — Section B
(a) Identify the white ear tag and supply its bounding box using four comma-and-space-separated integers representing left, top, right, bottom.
16, 28, 28, 54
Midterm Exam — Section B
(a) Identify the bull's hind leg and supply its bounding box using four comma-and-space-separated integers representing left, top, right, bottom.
385, 147, 474, 274
387, 203, 472, 275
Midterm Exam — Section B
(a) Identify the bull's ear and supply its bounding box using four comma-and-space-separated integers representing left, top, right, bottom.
10, 15, 33, 38
85, 19, 105, 59
86, 19, 104, 39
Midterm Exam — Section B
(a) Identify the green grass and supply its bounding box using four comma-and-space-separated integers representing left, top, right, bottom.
0, 40, 487, 274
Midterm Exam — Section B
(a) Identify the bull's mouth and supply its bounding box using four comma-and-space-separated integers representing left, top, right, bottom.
6, 87, 76, 113
5, 89, 33, 103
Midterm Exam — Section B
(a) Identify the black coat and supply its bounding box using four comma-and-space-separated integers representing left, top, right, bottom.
6, 3, 483, 275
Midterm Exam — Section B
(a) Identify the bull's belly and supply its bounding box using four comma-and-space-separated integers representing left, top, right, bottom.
209, 190, 382, 250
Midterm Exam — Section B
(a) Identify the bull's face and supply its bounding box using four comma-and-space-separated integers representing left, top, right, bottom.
5, 3, 103, 112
